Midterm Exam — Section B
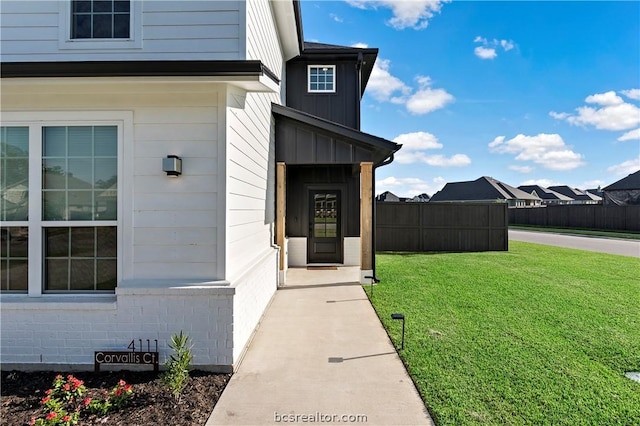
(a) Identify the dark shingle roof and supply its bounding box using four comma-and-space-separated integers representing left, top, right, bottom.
518, 185, 573, 201
603, 170, 640, 191
548, 185, 602, 201
376, 191, 400, 202
430, 177, 539, 202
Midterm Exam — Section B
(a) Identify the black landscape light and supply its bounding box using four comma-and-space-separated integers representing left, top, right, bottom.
391, 313, 405, 350
364, 275, 380, 297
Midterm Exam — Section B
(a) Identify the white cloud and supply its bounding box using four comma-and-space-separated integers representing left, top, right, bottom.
551, 90, 640, 131
366, 60, 453, 115
567, 103, 640, 131
621, 88, 640, 100
392, 131, 470, 167
366, 58, 411, 102
422, 154, 471, 167
330, 13, 343, 23
618, 128, 640, 141
607, 158, 640, 176
489, 133, 586, 171
351, 42, 369, 48
509, 165, 534, 173
474, 46, 497, 60
520, 178, 561, 187
346, 0, 450, 30
473, 36, 516, 59
376, 175, 445, 197
585, 91, 624, 106
500, 39, 515, 51
404, 75, 454, 114
393, 131, 443, 150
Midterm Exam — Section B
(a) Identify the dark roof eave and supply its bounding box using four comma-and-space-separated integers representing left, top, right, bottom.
293, 0, 305, 53
301, 44, 379, 56
272, 103, 401, 164
0, 60, 280, 85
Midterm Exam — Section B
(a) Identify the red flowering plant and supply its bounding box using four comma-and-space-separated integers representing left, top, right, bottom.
87, 379, 134, 415
29, 374, 134, 425
31, 375, 83, 426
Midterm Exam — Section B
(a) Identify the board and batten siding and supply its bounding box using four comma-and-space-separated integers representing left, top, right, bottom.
1, 80, 223, 281
0, 0, 244, 62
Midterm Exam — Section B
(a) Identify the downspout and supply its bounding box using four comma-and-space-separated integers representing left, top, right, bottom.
356, 52, 363, 130
371, 153, 395, 279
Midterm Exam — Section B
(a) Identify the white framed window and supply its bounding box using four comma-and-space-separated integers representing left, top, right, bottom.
58, 0, 142, 50
0, 113, 127, 295
1, 127, 29, 292
308, 65, 336, 93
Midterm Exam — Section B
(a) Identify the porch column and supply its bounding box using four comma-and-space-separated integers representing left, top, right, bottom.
276, 162, 286, 284
360, 162, 373, 282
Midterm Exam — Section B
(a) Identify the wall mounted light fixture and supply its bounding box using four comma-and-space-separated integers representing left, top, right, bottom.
162, 155, 182, 177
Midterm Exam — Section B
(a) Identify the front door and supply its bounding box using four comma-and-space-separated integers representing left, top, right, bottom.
308, 190, 343, 263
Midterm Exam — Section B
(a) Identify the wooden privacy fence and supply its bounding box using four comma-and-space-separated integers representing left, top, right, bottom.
376, 202, 508, 252
508, 205, 640, 232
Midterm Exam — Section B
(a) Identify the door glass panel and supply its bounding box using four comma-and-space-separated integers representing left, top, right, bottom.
313, 193, 338, 238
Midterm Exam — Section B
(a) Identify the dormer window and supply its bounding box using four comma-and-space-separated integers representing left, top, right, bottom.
71, 0, 130, 39
308, 65, 336, 93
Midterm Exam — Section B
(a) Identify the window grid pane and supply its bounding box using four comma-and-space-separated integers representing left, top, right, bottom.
309, 67, 335, 92
71, 0, 130, 39
0, 227, 28, 292
44, 227, 116, 292
42, 126, 117, 221
1, 127, 29, 221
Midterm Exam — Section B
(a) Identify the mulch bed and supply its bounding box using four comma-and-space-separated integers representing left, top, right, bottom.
1, 370, 231, 426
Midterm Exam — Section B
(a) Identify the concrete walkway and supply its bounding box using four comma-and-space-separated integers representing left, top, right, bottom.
207, 267, 433, 425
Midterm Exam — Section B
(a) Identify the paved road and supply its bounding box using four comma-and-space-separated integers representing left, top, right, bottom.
509, 230, 640, 258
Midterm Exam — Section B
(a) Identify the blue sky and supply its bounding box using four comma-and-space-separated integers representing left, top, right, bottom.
300, 0, 640, 197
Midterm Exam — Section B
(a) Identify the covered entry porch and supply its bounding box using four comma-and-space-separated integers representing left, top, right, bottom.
272, 104, 400, 284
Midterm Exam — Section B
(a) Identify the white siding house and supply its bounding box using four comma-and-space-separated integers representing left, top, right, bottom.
1, 0, 299, 372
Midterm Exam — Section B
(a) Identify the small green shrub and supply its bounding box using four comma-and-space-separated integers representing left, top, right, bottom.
161, 331, 193, 401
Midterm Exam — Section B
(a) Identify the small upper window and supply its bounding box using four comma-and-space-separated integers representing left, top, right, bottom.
71, 0, 130, 39
308, 65, 336, 93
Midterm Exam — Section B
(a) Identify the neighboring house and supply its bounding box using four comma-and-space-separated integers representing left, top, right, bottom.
0, 0, 399, 372
548, 186, 602, 205
518, 185, 573, 205
430, 176, 541, 207
376, 191, 400, 202
408, 193, 430, 203
602, 170, 640, 205
585, 187, 603, 199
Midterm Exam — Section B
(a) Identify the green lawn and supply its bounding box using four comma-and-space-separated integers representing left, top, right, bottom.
372, 242, 640, 425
